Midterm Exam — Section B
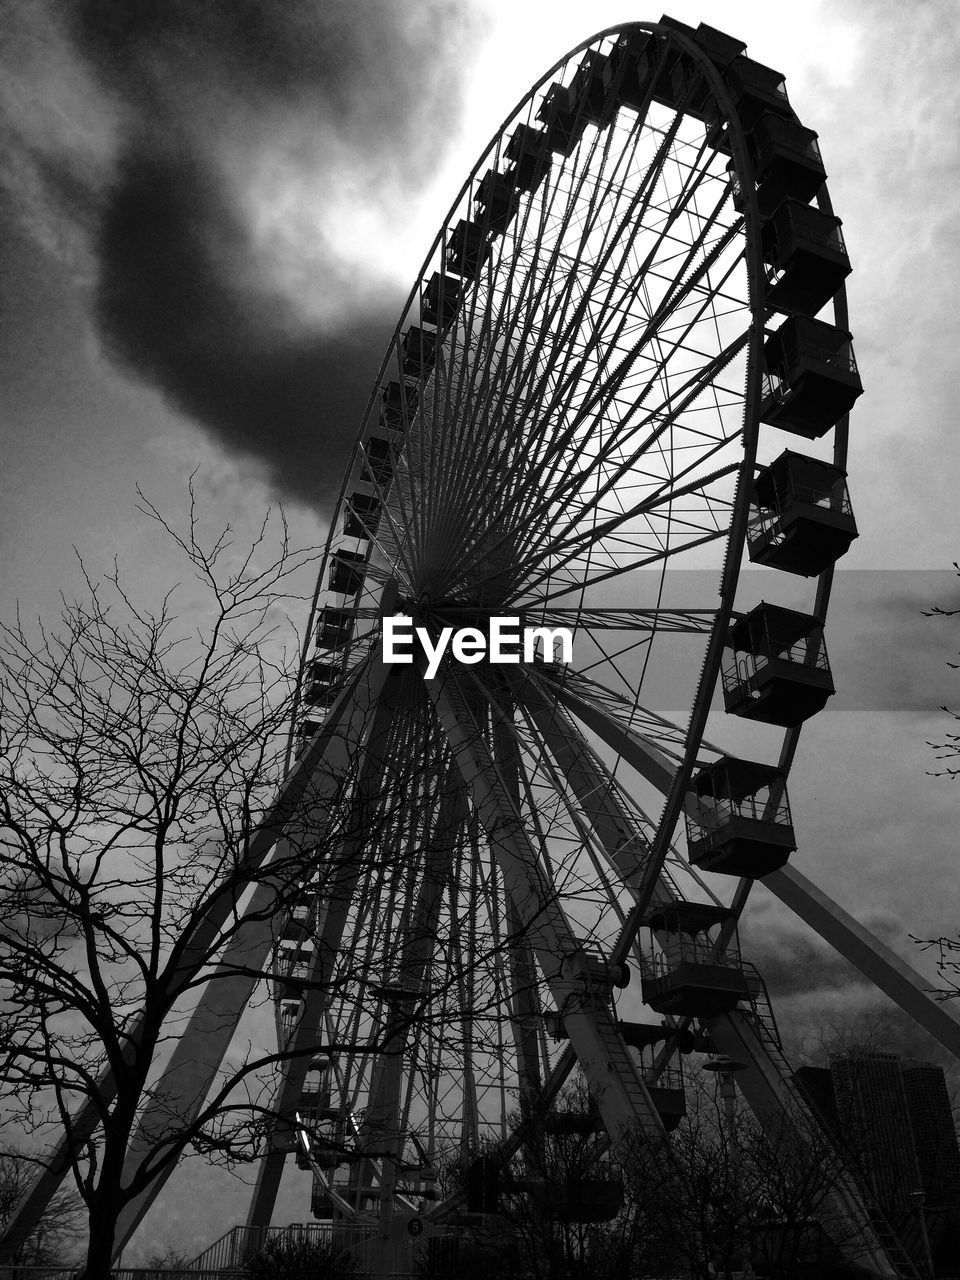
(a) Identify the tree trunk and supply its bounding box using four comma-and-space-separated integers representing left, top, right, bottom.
82, 1206, 119, 1280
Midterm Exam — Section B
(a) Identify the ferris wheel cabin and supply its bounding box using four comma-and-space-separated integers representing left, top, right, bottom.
327, 548, 367, 595
379, 379, 417, 430
760, 316, 863, 437
747, 450, 858, 576
740, 114, 827, 215
685, 756, 796, 878
422, 270, 464, 329
315, 605, 354, 650
762, 200, 851, 317
304, 659, 341, 709
504, 122, 553, 192
343, 491, 381, 538
705, 53, 791, 137
722, 602, 835, 727
641, 901, 751, 1018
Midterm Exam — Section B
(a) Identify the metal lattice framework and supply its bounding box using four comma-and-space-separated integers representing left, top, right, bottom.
9, 17, 960, 1280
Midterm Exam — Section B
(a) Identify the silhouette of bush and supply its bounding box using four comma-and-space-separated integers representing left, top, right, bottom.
246, 1236, 362, 1280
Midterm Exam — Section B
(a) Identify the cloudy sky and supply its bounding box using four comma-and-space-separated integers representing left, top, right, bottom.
2, 0, 960, 1258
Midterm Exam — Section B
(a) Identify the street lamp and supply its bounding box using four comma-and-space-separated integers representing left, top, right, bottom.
703, 1057, 750, 1278
703, 1056, 748, 1170
907, 1188, 935, 1278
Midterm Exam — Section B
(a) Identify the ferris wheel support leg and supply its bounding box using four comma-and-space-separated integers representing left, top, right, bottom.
764, 865, 960, 1061
110, 872, 290, 1256
492, 720, 547, 1103
428, 667, 666, 1145
246, 685, 413, 1230
347, 767, 470, 1212
705, 1009, 900, 1277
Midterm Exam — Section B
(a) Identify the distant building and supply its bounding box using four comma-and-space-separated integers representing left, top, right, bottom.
794, 1048, 960, 1276
831, 1049, 921, 1212
901, 1060, 960, 1208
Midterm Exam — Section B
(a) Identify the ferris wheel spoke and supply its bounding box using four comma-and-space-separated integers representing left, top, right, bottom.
574, 625, 663, 690
510, 675, 668, 904
491, 721, 549, 1099
427, 665, 666, 1134
508, 456, 740, 594
420, 112, 619, 563
463, 668, 646, 929
465, 57, 677, 456
469, 319, 746, 602
506, 256, 748, 560
514, 717, 635, 936
527, 204, 746, 469
533, 665, 706, 773
521, 606, 717, 633
515, 524, 729, 606
549, 676, 690, 807
498, 118, 688, 473
497, 130, 731, 532
427, 92, 688, 564
444, 875, 478, 1153
418, 108, 740, 609
425, 197, 650, 582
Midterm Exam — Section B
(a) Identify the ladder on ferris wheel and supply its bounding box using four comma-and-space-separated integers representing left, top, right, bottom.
740, 960, 783, 1054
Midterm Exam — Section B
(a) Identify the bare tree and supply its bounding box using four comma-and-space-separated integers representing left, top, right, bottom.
0, 494, 420, 1278
621, 1076, 751, 1280
923, 561, 960, 778
423, 1082, 650, 1280
619, 1069, 886, 1280
0, 1147, 84, 1265
911, 569, 960, 1019
415, 1064, 890, 1280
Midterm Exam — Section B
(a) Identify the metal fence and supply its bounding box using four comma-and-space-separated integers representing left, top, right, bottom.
191, 1221, 378, 1271
0, 1272, 247, 1280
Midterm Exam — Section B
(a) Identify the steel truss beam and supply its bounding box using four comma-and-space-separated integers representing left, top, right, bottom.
244, 684, 414, 1233
766, 865, 960, 1060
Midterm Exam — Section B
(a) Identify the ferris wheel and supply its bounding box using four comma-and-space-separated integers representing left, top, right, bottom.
261, 12, 881, 1256
276, 11, 860, 1176
16, 16, 960, 1279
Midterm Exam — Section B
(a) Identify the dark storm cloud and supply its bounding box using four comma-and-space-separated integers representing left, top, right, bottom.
1, 0, 481, 502
741, 912, 860, 1000
740, 896, 906, 1001
94, 141, 391, 499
